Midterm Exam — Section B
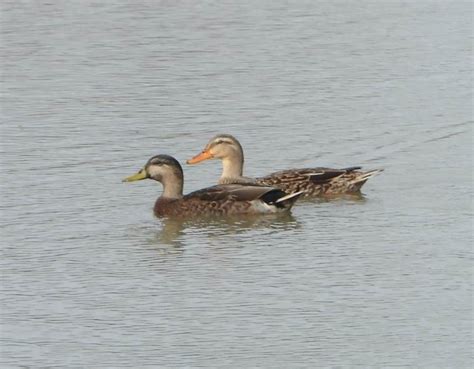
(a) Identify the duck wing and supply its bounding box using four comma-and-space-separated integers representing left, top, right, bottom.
180, 184, 302, 215
259, 167, 364, 184
185, 184, 282, 202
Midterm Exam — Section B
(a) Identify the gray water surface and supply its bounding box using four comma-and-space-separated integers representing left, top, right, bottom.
1, 1, 472, 368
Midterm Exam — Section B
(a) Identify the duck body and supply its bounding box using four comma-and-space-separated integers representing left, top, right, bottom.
124, 154, 302, 218
187, 134, 383, 198
154, 184, 300, 217
255, 167, 383, 197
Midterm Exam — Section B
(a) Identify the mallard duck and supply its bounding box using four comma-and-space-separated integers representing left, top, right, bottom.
186, 134, 383, 197
123, 154, 302, 217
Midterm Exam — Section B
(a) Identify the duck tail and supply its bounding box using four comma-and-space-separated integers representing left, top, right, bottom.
274, 190, 305, 210
260, 189, 303, 212
349, 168, 384, 190
275, 190, 304, 204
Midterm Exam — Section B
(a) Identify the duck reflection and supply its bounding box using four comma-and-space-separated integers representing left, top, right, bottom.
149, 212, 300, 249
298, 191, 367, 204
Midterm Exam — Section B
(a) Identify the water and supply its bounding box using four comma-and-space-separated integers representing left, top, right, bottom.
1, 1, 472, 368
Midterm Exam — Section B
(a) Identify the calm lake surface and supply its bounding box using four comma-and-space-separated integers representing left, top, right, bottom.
1, 1, 472, 368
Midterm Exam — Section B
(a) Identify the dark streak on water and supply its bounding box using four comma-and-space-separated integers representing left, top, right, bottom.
1, 1, 472, 368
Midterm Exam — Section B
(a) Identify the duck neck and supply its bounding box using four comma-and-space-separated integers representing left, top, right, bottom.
160, 173, 183, 199
221, 151, 244, 180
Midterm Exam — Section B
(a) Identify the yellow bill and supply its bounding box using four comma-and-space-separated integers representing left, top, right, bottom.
122, 169, 147, 182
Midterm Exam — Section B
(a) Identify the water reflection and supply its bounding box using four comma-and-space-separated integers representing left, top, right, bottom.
298, 191, 367, 204
149, 212, 300, 248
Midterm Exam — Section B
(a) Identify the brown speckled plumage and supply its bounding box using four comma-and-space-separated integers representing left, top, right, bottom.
187, 134, 383, 197
256, 167, 383, 197
124, 155, 302, 218
153, 184, 301, 217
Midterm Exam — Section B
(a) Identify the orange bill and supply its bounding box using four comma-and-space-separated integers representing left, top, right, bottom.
186, 150, 213, 164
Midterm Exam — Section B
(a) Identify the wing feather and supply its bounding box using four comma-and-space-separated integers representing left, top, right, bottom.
184, 184, 278, 202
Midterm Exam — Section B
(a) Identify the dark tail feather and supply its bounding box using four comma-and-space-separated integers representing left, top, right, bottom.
261, 190, 304, 210
309, 167, 364, 183
309, 171, 345, 182
342, 166, 362, 172
349, 169, 384, 191
275, 191, 304, 205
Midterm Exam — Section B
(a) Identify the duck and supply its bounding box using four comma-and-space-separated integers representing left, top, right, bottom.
123, 154, 303, 217
186, 134, 383, 197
